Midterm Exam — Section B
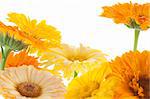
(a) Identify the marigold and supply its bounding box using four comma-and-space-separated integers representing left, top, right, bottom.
110, 51, 150, 99
0, 65, 66, 99
65, 63, 117, 99
101, 2, 150, 30
7, 12, 61, 53
0, 50, 40, 67
41, 44, 107, 79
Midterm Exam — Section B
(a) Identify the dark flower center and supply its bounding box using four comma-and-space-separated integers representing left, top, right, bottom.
17, 82, 41, 97
138, 77, 150, 99
129, 77, 150, 99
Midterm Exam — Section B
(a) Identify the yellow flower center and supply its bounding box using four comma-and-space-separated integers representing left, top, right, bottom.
129, 77, 150, 98
17, 82, 41, 97
67, 55, 88, 62
80, 82, 100, 98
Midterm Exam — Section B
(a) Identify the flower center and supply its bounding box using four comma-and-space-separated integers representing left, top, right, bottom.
138, 77, 150, 99
17, 82, 41, 97
80, 82, 100, 98
68, 55, 88, 62
129, 77, 150, 98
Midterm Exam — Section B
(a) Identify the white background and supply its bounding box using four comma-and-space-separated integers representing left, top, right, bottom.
0, 0, 149, 98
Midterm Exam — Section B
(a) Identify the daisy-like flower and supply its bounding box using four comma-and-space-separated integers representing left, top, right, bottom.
7, 12, 61, 53
41, 44, 107, 79
101, 2, 150, 30
110, 51, 150, 99
0, 65, 66, 99
65, 63, 117, 99
0, 50, 40, 67
101, 2, 150, 51
0, 22, 27, 43
0, 22, 29, 51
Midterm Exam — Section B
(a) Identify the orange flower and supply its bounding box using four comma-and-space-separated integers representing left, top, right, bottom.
110, 51, 150, 99
101, 2, 150, 30
0, 21, 26, 41
0, 21, 50, 53
0, 50, 40, 67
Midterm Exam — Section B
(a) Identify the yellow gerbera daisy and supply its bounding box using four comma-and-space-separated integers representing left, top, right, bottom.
101, 2, 150, 30
0, 50, 40, 67
41, 44, 107, 79
110, 51, 150, 99
0, 65, 66, 99
65, 63, 117, 99
7, 12, 61, 53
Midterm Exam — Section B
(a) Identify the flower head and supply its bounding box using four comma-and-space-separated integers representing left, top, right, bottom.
65, 63, 117, 99
41, 44, 107, 79
7, 12, 61, 53
0, 65, 66, 99
0, 22, 28, 51
0, 50, 40, 67
101, 2, 150, 30
110, 51, 150, 99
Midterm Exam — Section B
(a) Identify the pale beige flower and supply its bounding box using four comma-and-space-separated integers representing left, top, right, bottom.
0, 65, 66, 99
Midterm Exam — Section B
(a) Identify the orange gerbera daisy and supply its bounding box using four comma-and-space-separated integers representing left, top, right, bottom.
110, 51, 150, 99
101, 2, 150, 30
0, 50, 40, 67
0, 22, 23, 40
0, 21, 48, 53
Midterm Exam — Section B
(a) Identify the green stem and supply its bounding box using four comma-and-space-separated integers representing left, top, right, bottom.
0, 46, 11, 70
133, 29, 140, 51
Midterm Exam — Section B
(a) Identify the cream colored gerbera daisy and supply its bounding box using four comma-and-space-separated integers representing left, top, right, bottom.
41, 44, 107, 79
0, 65, 66, 99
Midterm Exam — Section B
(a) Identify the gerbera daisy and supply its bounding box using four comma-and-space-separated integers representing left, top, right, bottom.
110, 51, 150, 99
101, 2, 150, 30
41, 44, 107, 79
65, 63, 117, 99
0, 50, 40, 67
0, 22, 27, 42
101, 2, 150, 51
7, 12, 61, 53
0, 65, 66, 99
